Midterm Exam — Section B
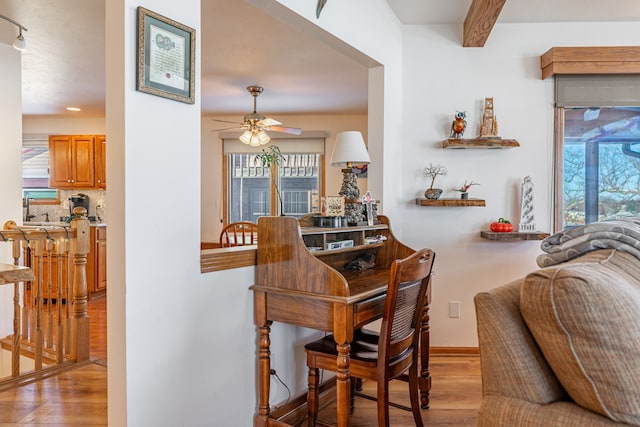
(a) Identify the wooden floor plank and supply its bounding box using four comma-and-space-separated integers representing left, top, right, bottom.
0, 294, 483, 426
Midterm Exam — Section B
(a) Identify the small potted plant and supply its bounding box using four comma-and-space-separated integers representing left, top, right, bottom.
256, 145, 285, 215
423, 163, 447, 199
455, 180, 479, 199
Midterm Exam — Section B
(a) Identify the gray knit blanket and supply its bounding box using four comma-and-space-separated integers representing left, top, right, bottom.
537, 217, 640, 267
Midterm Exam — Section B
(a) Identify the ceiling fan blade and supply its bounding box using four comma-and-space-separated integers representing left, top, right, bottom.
267, 125, 302, 135
212, 126, 245, 132
260, 117, 282, 127
212, 118, 243, 125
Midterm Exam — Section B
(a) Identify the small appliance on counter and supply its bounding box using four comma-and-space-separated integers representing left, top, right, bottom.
63, 193, 96, 222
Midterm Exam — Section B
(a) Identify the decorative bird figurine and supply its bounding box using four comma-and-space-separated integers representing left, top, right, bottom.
316, 0, 327, 18
450, 111, 467, 139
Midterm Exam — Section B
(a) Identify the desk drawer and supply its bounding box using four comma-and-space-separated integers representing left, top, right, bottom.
354, 293, 385, 329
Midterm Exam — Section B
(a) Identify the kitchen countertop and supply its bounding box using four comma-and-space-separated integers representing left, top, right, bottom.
21, 222, 107, 227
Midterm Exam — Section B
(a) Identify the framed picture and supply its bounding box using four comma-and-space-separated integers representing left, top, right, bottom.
325, 196, 345, 216
137, 7, 195, 104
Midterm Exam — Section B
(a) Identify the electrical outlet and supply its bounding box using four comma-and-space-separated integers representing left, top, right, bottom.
449, 301, 461, 318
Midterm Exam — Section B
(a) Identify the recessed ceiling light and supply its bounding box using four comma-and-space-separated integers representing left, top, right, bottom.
66, 107, 81, 112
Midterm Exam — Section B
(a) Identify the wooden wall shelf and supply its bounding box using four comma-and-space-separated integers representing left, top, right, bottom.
443, 138, 519, 149
480, 231, 550, 241
416, 198, 486, 207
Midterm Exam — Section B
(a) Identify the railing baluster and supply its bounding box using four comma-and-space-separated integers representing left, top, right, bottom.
56, 238, 64, 364
64, 237, 71, 355
34, 239, 43, 370
46, 239, 53, 350
21, 239, 29, 342
11, 240, 21, 377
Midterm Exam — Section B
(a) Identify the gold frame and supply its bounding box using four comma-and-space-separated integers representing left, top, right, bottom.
137, 7, 195, 104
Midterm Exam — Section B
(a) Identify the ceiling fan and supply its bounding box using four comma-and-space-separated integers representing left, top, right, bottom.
212, 85, 302, 147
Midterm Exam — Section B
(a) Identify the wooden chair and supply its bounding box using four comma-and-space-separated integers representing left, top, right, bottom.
219, 221, 258, 247
304, 248, 435, 427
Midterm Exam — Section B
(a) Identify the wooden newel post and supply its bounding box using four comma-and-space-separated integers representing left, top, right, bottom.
70, 207, 90, 362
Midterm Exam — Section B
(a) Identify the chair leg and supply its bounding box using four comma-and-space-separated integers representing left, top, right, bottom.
377, 380, 390, 427
307, 366, 320, 427
408, 362, 424, 427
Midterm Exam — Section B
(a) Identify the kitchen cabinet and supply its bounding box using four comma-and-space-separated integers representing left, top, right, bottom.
94, 135, 106, 189
49, 134, 106, 189
86, 225, 107, 297
49, 135, 95, 188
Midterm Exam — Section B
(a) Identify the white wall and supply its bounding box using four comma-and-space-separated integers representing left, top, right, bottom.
400, 22, 640, 347
0, 44, 23, 336
23, 117, 105, 135
201, 114, 367, 241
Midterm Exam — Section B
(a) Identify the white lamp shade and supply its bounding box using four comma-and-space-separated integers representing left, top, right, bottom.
330, 131, 371, 167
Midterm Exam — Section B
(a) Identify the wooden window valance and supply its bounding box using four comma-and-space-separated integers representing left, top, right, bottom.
541, 46, 640, 80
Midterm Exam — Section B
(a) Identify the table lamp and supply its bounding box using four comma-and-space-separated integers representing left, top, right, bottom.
329, 131, 371, 225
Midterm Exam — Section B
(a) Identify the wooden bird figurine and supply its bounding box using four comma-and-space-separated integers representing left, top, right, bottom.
450, 111, 467, 138
316, 0, 327, 18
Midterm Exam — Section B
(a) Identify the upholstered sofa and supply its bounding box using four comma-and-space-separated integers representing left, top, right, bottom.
475, 248, 640, 426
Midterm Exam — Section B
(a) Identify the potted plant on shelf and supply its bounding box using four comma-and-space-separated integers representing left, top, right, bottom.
256, 145, 285, 215
423, 163, 447, 199
455, 180, 479, 199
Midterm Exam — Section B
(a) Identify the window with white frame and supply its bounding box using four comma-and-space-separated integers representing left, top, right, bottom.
224, 137, 324, 223
555, 75, 640, 229
22, 136, 59, 202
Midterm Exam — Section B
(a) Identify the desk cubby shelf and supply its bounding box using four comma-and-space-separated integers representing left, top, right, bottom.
415, 198, 486, 207
301, 223, 389, 255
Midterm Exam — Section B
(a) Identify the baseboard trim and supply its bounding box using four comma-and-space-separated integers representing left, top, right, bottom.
430, 346, 479, 356
272, 378, 336, 426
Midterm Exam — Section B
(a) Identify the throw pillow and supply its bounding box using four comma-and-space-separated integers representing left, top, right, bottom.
521, 249, 640, 425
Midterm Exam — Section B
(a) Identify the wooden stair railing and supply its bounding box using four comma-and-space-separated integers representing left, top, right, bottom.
0, 207, 90, 391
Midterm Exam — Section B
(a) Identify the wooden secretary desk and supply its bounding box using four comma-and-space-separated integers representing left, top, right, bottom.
251, 215, 433, 427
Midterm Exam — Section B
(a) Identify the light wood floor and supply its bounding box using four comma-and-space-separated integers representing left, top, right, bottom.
0, 296, 482, 426
309, 356, 482, 426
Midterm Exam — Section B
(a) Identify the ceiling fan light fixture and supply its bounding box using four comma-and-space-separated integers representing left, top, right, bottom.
239, 129, 271, 147
239, 130, 253, 144
258, 129, 270, 145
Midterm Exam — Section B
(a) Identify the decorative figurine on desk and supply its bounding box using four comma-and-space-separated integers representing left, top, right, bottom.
361, 191, 375, 226
519, 176, 536, 232
480, 97, 499, 138
450, 111, 467, 138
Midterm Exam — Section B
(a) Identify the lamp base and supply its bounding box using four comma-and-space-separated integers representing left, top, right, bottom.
339, 168, 365, 224
344, 202, 364, 225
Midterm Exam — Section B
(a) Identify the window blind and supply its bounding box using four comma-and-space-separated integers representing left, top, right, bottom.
555, 75, 640, 107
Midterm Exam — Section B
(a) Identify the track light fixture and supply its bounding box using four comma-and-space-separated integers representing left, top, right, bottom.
0, 14, 27, 51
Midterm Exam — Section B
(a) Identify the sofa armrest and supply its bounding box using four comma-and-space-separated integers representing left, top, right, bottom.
474, 280, 566, 404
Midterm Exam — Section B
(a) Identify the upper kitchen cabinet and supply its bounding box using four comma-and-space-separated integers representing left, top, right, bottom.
49, 135, 104, 189
95, 135, 106, 189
